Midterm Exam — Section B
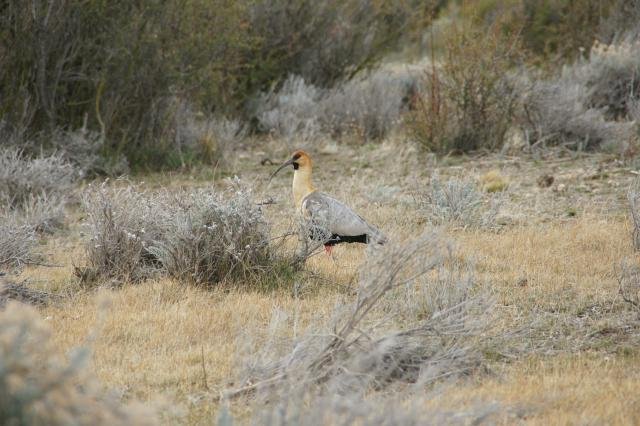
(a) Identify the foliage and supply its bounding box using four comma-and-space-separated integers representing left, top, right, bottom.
147, 187, 270, 285
80, 180, 272, 286
408, 20, 520, 153
0, 146, 77, 235
460, 0, 618, 64
521, 37, 638, 152
0, 147, 77, 210
0, 0, 427, 169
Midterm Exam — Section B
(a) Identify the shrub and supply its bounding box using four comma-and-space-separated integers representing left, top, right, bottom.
255, 67, 420, 144
246, 0, 426, 88
617, 260, 640, 314
319, 67, 421, 141
0, 215, 39, 272
153, 99, 246, 169
0, 279, 56, 308
80, 180, 272, 286
254, 75, 323, 146
628, 180, 640, 251
47, 128, 129, 177
407, 21, 520, 153
578, 38, 640, 119
226, 233, 490, 400
147, 187, 271, 285
463, 0, 617, 63
0, 302, 155, 425
0, 147, 78, 235
417, 173, 501, 228
0, 147, 77, 210
521, 67, 635, 151
79, 183, 168, 285
1, 0, 425, 170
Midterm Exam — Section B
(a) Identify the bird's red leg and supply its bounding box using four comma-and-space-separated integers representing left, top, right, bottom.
324, 244, 333, 256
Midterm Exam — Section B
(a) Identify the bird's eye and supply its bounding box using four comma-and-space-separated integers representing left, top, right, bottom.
293, 162, 299, 170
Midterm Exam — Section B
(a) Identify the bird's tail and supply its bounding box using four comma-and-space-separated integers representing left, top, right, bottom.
368, 227, 387, 245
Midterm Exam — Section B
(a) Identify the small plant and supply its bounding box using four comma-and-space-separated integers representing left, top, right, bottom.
0, 279, 56, 308
0, 147, 78, 234
256, 75, 322, 146
255, 67, 420, 144
47, 128, 129, 177
319, 67, 420, 141
580, 38, 640, 119
479, 170, 509, 193
0, 302, 155, 425
172, 100, 246, 167
417, 173, 501, 228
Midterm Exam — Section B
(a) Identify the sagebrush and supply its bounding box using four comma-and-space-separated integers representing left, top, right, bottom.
80, 180, 272, 286
228, 233, 491, 401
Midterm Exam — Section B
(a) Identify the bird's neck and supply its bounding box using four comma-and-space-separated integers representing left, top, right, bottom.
292, 167, 315, 210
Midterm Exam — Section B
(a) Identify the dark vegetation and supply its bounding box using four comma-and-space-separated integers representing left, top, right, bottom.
0, 0, 432, 170
3, 0, 637, 171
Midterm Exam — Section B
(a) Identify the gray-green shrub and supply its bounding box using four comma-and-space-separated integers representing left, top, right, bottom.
80, 180, 271, 286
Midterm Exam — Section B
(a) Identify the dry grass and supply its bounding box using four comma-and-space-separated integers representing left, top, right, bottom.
12, 142, 640, 423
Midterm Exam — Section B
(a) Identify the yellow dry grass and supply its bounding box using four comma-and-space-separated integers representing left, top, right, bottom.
13, 144, 640, 424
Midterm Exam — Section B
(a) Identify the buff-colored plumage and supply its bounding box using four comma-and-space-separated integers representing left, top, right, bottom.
271, 150, 386, 245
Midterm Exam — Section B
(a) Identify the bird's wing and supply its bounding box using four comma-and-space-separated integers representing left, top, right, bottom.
301, 192, 385, 241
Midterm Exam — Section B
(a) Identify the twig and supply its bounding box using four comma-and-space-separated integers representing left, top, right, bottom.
200, 345, 209, 391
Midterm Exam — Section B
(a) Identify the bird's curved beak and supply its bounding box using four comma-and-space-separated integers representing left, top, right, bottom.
269, 158, 294, 182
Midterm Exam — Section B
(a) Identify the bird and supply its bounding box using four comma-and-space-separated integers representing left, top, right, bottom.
270, 150, 386, 255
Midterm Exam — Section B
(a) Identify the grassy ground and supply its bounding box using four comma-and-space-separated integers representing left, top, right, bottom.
18, 140, 640, 424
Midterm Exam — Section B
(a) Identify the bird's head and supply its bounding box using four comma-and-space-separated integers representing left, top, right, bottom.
269, 150, 312, 180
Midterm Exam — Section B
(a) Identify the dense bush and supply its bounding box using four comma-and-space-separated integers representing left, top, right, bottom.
79, 183, 166, 284
0, 0, 426, 169
521, 75, 635, 152
463, 0, 620, 63
579, 39, 640, 119
408, 21, 520, 153
80, 180, 271, 286
0, 302, 154, 425
148, 188, 270, 285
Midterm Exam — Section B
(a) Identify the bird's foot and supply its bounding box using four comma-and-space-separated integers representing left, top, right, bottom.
324, 244, 333, 257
